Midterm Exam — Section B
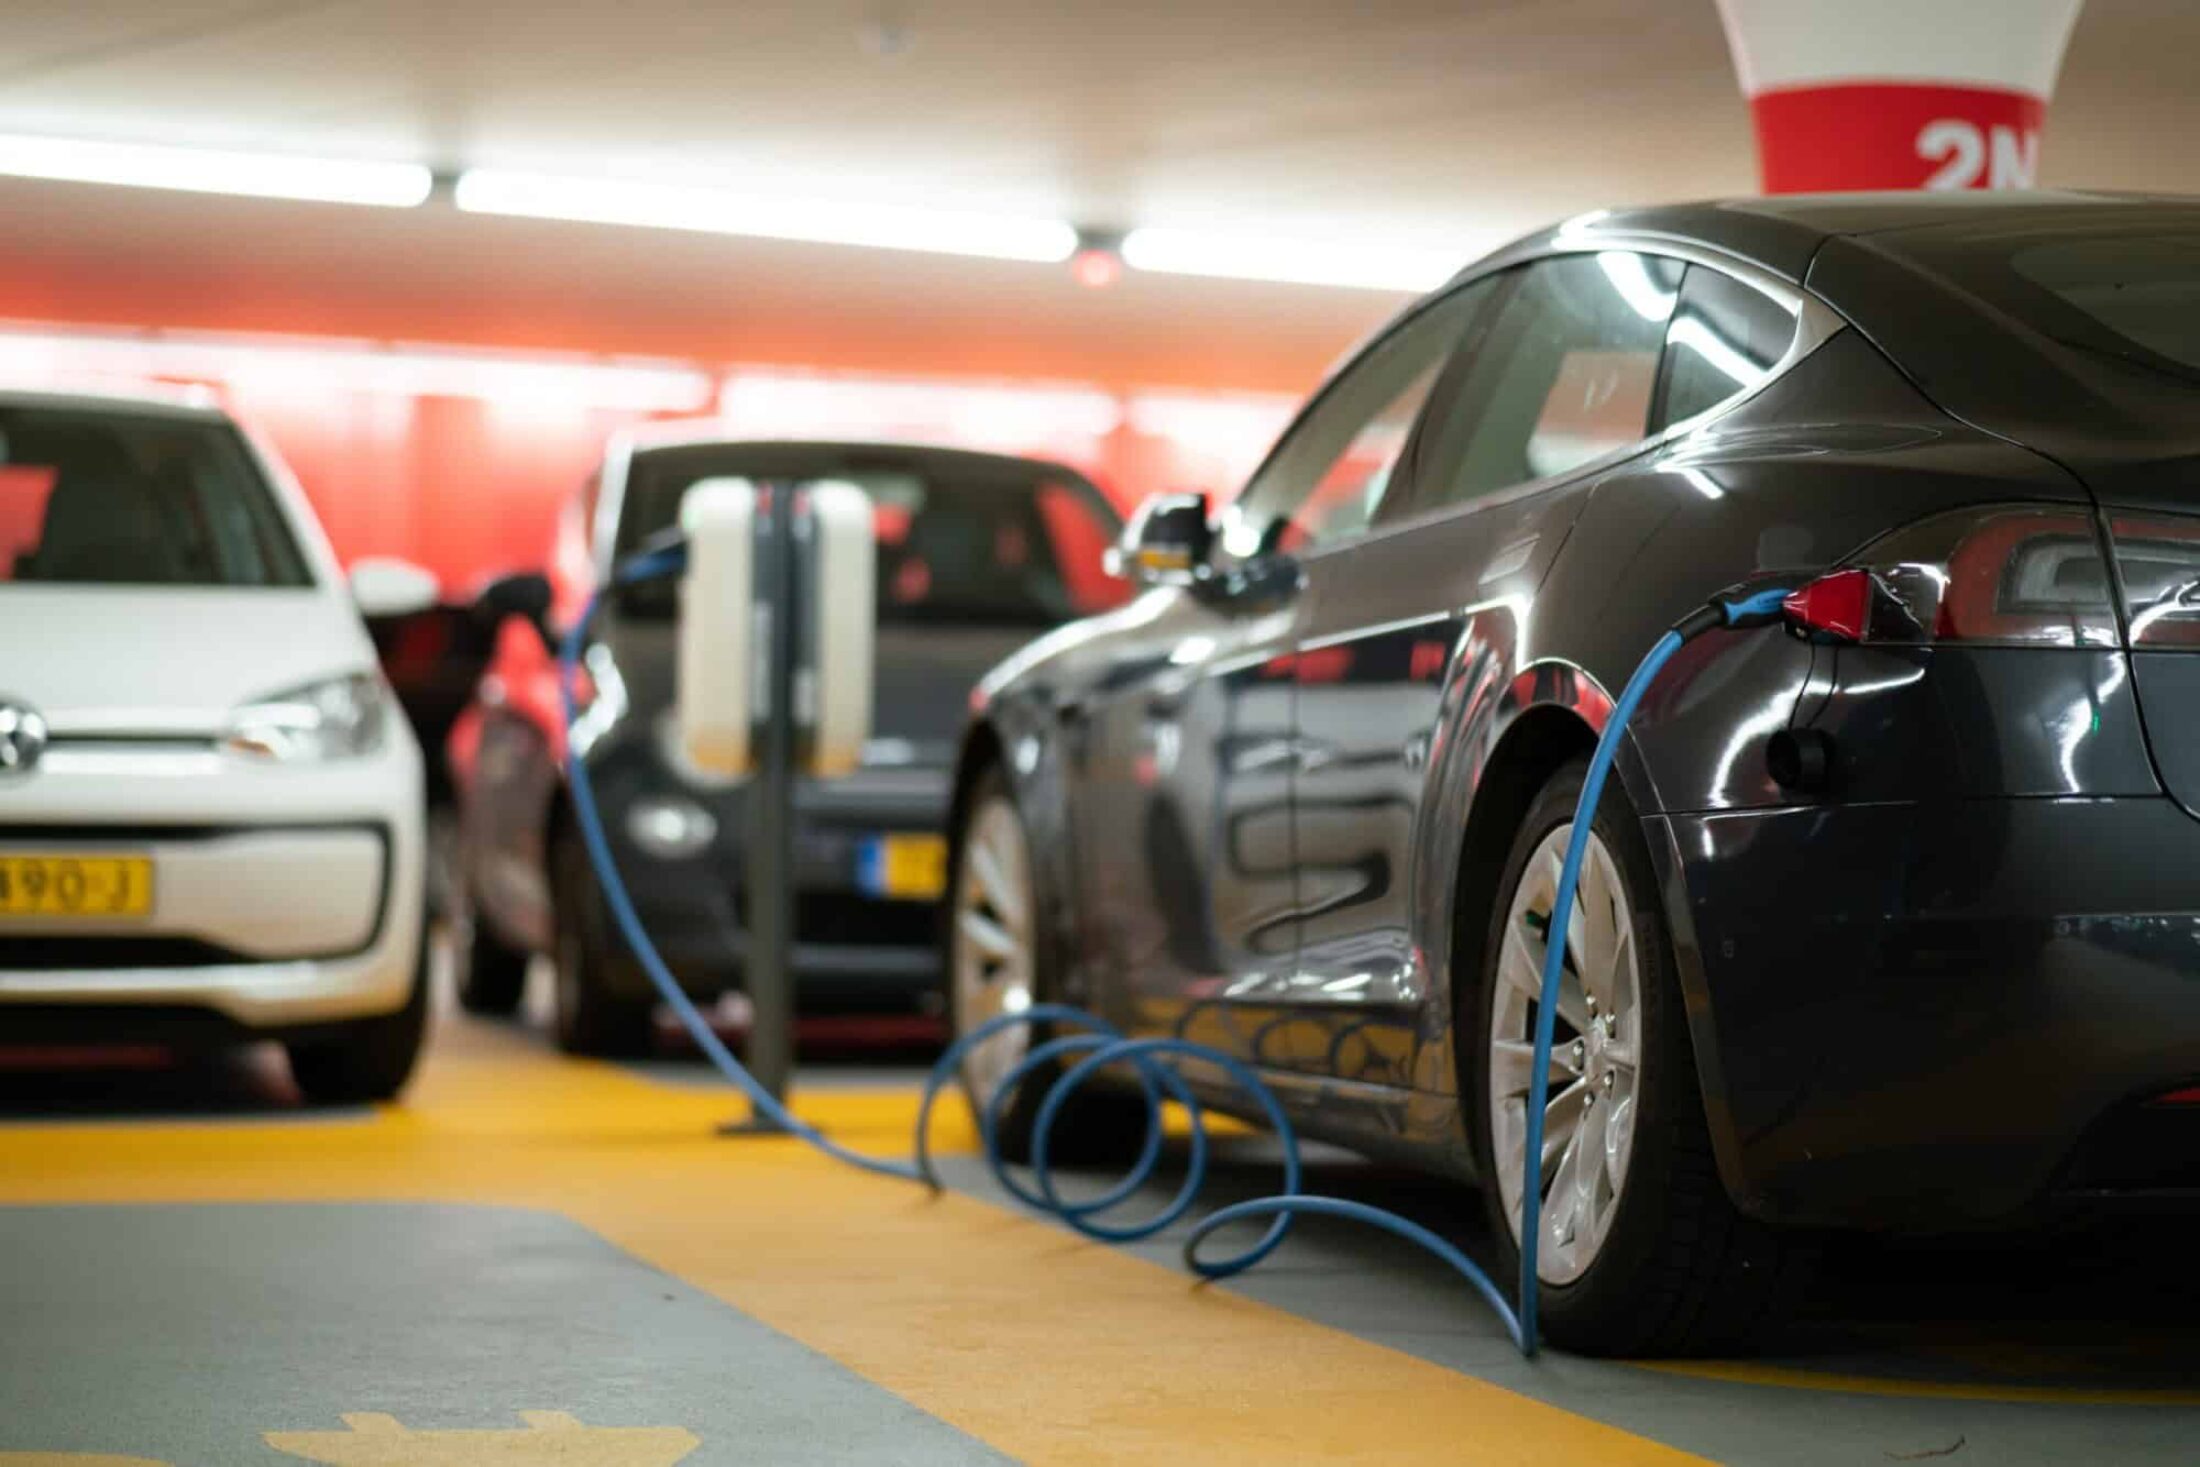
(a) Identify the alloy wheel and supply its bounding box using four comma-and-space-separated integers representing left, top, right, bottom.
1489, 821, 1643, 1286
952, 792, 1037, 1104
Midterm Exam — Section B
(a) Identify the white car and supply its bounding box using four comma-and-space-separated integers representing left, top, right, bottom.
0, 388, 432, 1102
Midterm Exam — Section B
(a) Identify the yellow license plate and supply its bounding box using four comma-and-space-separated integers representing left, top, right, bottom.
0, 854, 154, 919
858, 833, 948, 901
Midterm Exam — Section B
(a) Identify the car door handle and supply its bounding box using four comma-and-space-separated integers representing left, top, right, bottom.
1297, 745, 1336, 773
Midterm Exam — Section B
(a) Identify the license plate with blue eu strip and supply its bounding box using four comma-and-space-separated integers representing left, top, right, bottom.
855, 834, 948, 901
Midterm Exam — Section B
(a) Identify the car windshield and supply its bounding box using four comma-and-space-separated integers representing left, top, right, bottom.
1905, 228, 2200, 387
0, 404, 311, 588
615, 449, 1126, 625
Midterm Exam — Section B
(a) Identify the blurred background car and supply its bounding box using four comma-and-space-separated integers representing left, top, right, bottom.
0, 388, 429, 1102
447, 436, 1127, 1054
364, 568, 553, 812
361, 566, 554, 932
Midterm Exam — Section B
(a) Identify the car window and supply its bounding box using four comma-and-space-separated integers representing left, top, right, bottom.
1412, 252, 1682, 514
1650, 264, 1799, 432
0, 406, 310, 588
1998, 232, 2200, 382
1215, 281, 1493, 562
616, 452, 1126, 625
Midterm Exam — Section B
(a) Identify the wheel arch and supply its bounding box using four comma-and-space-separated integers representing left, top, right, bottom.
1447, 703, 1601, 1059
947, 702, 1094, 1009
1434, 663, 1754, 1214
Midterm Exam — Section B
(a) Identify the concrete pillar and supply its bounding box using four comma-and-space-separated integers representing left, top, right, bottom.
1715, 0, 2087, 193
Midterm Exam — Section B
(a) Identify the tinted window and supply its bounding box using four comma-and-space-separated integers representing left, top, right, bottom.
0, 406, 309, 588
2010, 233, 2200, 379
1651, 265, 1797, 431
1414, 252, 1681, 513
617, 452, 1124, 626
1216, 282, 1492, 561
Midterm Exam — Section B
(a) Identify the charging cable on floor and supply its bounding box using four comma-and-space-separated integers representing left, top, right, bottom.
560, 543, 1792, 1357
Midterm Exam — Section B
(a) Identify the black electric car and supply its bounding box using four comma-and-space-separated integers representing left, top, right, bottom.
453, 436, 1125, 1055
946, 193, 2200, 1355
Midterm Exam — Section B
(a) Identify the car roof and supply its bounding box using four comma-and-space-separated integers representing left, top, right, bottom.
0, 385, 230, 423
624, 434, 1107, 493
1471, 190, 2200, 286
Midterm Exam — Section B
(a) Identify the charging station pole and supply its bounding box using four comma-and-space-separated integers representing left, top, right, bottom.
680, 473, 871, 1136
731, 480, 797, 1125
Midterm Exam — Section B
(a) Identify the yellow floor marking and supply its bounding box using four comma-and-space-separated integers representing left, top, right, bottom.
262, 1411, 699, 1466
1640, 1359, 2200, 1409
0, 1018, 1702, 1466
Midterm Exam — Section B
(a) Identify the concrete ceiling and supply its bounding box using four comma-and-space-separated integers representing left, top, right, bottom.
0, 0, 2193, 391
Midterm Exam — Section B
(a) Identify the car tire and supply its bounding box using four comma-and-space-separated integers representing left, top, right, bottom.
288, 924, 430, 1105
457, 913, 530, 1016
1467, 756, 1813, 1356
550, 827, 656, 1058
949, 764, 1149, 1167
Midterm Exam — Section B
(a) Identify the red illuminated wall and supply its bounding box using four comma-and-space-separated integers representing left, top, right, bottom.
0, 185, 1401, 596
4, 352, 1301, 600
241, 391, 697, 594
0, 182, 1383, 599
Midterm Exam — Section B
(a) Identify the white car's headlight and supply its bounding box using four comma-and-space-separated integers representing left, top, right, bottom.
226, 673, 388, 762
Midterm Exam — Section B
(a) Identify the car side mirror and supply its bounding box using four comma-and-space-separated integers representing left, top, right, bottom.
473, 570, 553, 626
469, 569, 556, 649
1106, 491, 1212, 587
350, 556, 441, 620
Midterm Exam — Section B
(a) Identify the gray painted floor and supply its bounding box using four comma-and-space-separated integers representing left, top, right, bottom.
0, 1202, 1003, 1466
930, 1136, 2200, 1466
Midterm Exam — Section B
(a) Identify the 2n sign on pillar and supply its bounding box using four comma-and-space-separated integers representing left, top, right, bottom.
1715, 0, 2086, 193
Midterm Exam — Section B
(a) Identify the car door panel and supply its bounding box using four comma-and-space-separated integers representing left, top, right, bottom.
1142, 284, 1498, 1072
1287, 490, 1593, 1084
1060, 585, 1304, 1047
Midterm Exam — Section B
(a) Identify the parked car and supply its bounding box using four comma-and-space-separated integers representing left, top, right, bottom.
0, 388, 429, 1102
449, 436, 1126, 1055
364, 571, 551, 810
946, 192, 2200, 1355
364, 568, 554, 938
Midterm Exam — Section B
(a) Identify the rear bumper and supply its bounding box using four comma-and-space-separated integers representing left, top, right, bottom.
1658, 795, 2200, 1230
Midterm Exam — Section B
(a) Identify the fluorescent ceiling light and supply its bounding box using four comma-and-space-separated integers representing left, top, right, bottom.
455, 168, 1078, 263
1120, 227, 1463, 293
0, 133, 431, 207
0, 325, 713, 411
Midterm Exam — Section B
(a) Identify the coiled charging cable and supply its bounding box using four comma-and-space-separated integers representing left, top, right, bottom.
559, 542, 1791, 1357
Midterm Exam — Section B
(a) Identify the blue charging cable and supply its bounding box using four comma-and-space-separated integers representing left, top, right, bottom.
1513, 583, 1790, 1346
559, 544, 1790, 1357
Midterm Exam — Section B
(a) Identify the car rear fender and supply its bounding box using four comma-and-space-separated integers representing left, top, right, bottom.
1417, 642, 1776, 1214
947, 690, 1094, 1008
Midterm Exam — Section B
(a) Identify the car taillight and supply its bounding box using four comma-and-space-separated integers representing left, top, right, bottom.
2108, 514, 2200, 648
1783, 505, 2119, 647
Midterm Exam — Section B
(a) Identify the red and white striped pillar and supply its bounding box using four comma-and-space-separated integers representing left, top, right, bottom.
1715, 0, 2087, 193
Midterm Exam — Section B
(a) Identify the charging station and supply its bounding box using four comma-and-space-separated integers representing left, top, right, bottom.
674, 476, 877, 1114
